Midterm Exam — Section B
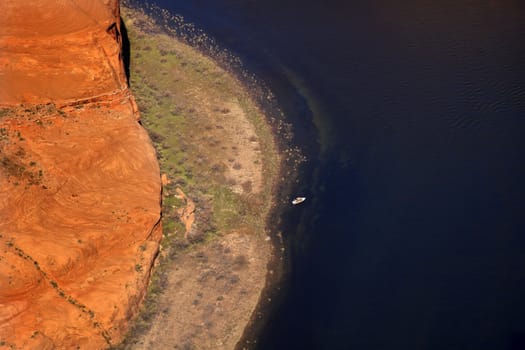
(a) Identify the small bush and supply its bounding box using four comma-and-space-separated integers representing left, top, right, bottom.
233, 255, 248, 269
241, 181, 252, 193
148, 130, 165, 143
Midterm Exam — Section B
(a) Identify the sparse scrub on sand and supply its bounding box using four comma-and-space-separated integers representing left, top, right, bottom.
116, 4, 282, 348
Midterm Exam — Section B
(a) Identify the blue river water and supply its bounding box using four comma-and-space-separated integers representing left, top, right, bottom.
149, 1, 525, 349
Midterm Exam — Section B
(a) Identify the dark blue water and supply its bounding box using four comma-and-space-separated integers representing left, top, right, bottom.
151, 1, 525, 349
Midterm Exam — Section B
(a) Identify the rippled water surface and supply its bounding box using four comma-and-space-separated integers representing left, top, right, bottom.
150, 1, 525, 349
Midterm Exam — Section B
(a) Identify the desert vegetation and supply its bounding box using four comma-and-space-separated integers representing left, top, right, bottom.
0, 106, 51, 189
124, 17, 280, 239
115, 5, 283, 348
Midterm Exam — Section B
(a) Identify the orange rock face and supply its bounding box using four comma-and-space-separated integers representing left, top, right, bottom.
0, 1, 161, 349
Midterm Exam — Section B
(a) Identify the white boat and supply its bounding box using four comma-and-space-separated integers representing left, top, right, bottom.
292, 197, 306, 205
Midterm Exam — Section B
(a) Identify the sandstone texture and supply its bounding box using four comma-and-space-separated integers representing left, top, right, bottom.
0, 1, 161, 349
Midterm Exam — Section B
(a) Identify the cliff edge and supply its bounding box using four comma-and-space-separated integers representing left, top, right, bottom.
0, 1, 162, 349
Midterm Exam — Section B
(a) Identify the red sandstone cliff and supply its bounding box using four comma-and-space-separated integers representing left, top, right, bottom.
0, 1, 162, 348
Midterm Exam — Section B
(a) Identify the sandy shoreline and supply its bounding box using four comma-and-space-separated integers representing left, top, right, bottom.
116, 4, 291, 349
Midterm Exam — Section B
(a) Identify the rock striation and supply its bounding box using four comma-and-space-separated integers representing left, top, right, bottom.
0, 1, 161, 349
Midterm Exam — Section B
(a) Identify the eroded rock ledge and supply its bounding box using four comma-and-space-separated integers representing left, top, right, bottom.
0, 1, 161, 349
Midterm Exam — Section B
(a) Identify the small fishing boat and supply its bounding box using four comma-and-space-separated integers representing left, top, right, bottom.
292, 197, 306, 205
